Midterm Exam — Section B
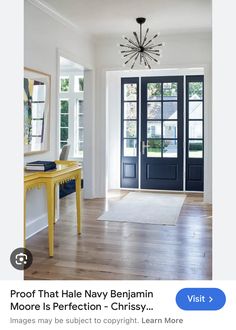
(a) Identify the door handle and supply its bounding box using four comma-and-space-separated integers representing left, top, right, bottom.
142, 141, 149, 155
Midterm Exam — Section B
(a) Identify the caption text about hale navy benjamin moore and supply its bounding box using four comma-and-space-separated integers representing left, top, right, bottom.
10, 289, 154, 312
9, 289, 184, 327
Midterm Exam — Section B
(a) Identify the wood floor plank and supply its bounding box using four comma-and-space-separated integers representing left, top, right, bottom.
25, 190, 212, 280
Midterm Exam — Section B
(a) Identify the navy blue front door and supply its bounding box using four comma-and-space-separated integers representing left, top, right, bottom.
140, 76, 184, 190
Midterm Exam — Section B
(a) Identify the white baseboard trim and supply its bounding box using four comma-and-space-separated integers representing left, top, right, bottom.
26, 214, 58, 239
26, 213, 47, 239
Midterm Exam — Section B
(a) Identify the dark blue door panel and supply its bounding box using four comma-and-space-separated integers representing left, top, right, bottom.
140, 76, 184, 190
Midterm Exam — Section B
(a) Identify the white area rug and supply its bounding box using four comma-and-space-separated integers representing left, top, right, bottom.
97, 192, 186, 225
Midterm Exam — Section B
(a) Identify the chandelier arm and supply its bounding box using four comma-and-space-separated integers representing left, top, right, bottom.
146, 44, 161, 50
123, 51, 137, 57
124, 51, 139, 65
141, 28, 149, 46
146, 44, 163, 50
143, 55, 151, 69
120, 44, 137, 50
146, 50, 161, 55
143, 34, 159, 48
143, 51, 156, 61
143, 51, 159, 63
124, 37, 139, 48
131, 53, 140, 69
141, 53, 149, 68
146, 48, 160, 52
140, 53, 147, 66
121, 49, 137, 54
133, 32, 140, 46
143, 39, 152, 48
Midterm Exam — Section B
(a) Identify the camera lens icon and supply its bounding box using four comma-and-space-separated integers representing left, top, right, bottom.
10, 248, 33, 270
15, 253, 28, 265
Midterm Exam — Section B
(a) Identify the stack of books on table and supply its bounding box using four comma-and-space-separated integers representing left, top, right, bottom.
25, 161, 57, 171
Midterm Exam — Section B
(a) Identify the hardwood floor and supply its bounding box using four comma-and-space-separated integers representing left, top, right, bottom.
24, 190, 212, 280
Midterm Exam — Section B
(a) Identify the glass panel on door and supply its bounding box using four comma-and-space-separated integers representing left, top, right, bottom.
141, 76, 184, 190
121, 78, 139, 188
186, 76, 204, 191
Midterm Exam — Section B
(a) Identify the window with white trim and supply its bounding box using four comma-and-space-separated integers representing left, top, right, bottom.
59, 71, 84, 159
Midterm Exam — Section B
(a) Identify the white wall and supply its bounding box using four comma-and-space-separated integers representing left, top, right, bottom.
94, 32, 212, 202
24, 1, 95, 238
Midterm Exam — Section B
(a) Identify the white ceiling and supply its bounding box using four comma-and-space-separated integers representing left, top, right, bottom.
34, 0, 212, 37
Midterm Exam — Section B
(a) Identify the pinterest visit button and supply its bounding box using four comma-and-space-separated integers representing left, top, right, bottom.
176, 288, 226, 310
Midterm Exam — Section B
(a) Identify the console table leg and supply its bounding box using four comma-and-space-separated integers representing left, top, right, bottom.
75, 173, 81, 234
46, 182, 55, 257
53, 184, 56, 224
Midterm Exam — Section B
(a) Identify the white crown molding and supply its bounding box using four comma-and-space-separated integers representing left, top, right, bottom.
26, 0, 91, 38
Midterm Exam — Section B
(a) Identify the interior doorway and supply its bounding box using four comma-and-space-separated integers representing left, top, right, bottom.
59, 56, 85, 161
57, 52, 95, 199
57, 56, 85, 198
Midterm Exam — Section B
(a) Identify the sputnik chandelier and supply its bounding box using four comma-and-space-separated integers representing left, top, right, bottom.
119, 17, 165, 69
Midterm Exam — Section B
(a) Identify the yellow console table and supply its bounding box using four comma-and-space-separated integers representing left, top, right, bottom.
24, 160, 81, 257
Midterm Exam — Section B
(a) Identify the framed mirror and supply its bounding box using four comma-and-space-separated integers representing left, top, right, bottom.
24, 67, 51, 155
